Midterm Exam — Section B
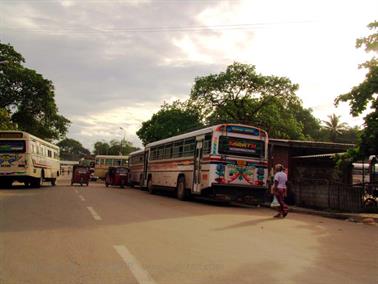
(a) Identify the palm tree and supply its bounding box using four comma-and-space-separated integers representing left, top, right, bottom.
322, 114, 348, 142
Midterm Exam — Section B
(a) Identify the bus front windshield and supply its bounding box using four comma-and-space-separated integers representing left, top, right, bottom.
0, 141, 26, 153
218, 136, 264, 158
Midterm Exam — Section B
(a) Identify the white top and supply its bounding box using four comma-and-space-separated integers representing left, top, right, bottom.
274, 171, 287, 189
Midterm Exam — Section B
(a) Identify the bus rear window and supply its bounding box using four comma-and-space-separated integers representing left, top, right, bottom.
218, 136, 263, 158
0, 141, 26, 153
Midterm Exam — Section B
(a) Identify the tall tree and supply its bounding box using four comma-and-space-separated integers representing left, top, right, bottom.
190, 62, 321, 140
0, 107, 15, 130
322, 114, 348, 142
57, 138, 91, 161
136, 101, 204, 145
93, 141, 110, 155
93, 139, 138, 155
335, 21, 378, 156
0, 42, 70, 140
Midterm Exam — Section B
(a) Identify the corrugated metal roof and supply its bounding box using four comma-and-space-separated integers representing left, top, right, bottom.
291, 153, 346, 159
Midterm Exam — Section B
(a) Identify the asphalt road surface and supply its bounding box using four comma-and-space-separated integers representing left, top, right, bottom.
1, 180, 377, 284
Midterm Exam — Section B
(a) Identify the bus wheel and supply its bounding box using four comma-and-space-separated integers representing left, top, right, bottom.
31, 177, 41, 188
1, 181, 12, 189
147, 178, 154, 194
51, 178, 56, 186
177, 176, 187, 201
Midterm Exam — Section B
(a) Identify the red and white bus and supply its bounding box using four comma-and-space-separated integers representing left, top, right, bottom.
129, 124, 269, 202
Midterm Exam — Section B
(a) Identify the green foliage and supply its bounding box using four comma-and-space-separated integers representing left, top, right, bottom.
335, 21, 378, 156
57, 138, 91, 161
93, 139, 139, 155
0, 107, 16, 130
322, 114, 348, 142
136, 100, 204, 145
0, 42, 70, 140
190, 62, 321, 140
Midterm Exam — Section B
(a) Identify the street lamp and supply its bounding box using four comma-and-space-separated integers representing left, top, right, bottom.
119, 127, 125, 155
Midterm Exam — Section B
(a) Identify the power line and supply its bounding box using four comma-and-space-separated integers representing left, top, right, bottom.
1, 21, 312, 34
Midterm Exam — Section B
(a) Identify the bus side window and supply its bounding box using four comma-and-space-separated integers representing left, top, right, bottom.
203, 134, 212, 154
172, 140, 183, 158
106, 159, 112, 166
157, 146, 165, 160
48, 150, 52, 158
183, 138, 195, 157
164, 144, 172, 159
150, 147, 157, 160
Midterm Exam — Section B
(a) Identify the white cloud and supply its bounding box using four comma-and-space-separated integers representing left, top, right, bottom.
1, 0, 376, 149
169, 0, 378, 126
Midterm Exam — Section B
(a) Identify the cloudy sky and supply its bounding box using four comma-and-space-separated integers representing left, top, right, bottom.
1, 0, 377, 149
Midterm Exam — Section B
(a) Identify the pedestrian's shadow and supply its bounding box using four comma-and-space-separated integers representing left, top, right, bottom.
213, 217, 280, 231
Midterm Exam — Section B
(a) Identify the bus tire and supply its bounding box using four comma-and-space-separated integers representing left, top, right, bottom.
1, 180, 12, 189
51, 178, 56, 186
177, 176, 187, 201
32, 177, 42, 188
147, 177, 154, 194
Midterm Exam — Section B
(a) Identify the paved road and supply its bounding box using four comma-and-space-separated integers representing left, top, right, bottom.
1, 181, 377, 284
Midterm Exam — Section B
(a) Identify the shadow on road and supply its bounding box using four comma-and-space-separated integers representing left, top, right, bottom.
213, 217, 279, 231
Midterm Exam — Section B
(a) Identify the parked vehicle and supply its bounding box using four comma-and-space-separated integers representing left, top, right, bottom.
105, 167, 128, 188
129, 124, 269, 202
0, 131, 60, 188
71, 165, 90, 186
94, 155, 128, 179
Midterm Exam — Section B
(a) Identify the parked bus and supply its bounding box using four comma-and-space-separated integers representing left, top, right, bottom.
94, 155, 128, 179
128, 149, 145, 187
369, 155, 378, 184
0, 131, 60, 188
352, 162, 370, 185
352, 157, 378, 185
129, 124, 269, 202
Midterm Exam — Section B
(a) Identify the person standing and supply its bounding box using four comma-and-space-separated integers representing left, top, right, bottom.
272, 164, 288, 218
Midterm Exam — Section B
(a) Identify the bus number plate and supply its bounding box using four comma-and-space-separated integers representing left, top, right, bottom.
237, 160, 246, 166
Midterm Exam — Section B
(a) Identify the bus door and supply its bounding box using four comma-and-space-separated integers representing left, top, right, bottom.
193, 137, 204, 194
142, 150, 149, 187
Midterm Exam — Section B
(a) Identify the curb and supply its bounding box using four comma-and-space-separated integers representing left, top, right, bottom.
260, 203, 378, 224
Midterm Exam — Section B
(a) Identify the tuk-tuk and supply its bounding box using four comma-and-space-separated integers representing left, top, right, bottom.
105, 167, 128, 188
71, 165, 90, 186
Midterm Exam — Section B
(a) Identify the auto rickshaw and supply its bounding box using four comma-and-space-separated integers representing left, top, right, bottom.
105, 167, 128, 188
71, 165, 90, 186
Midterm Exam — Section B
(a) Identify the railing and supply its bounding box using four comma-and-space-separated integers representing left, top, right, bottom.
291, 179, 378, 212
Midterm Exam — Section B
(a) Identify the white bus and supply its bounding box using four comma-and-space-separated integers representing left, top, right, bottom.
128, 149, 145, 187
94, 155, 128, 179
0, 131, 60, 188
129, 124, 269, 202
352, 163, 370, 185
